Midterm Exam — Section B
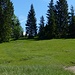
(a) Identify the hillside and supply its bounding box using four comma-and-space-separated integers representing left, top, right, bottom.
0, 39, 75, 75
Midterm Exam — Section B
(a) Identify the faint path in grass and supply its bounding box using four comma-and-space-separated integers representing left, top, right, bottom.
65, 66, 75, 73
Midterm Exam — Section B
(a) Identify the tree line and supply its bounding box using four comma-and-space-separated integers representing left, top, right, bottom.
0, 0, 23, 43
0, 0, 75, 43
25, 0, 75, 39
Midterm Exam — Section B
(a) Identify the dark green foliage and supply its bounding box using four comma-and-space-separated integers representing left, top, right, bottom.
55, 0, 68, 38
69, 6, 75, 38
0, 0, 14, 42
38, 16, 45, 39
12, 15, 23, 40
46, 0, 56, 39
25, 4, 37, 38
0, 1, 3, 42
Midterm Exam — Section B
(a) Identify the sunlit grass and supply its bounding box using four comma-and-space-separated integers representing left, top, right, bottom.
0, 65, 74, 75
0, 39, 75, 74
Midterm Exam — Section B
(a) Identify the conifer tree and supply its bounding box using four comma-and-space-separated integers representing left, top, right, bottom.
0, 0, 14, 42
46, 0, 56, 39
0, 0, 3, 42
55, 0, 68, 38
69, 6, 75, 38
25, 4, 37, 38
38, 16, 45, 39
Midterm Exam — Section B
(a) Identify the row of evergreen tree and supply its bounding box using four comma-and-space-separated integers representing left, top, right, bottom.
0, 0, 75, 43
25, 0, 75, 39
0, 0, 23, 42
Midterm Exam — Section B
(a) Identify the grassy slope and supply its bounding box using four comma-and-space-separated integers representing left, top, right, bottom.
0, 39, 75, 75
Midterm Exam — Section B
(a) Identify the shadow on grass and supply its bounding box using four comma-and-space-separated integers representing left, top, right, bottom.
17, 37, 40, 41
10, 36, 75, 42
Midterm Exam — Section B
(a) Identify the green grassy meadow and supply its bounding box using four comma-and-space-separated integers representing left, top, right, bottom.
0, 39, 75, 75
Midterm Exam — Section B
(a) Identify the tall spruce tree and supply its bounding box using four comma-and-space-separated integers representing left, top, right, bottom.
25, 4, 37, 38
0, 0, 14, 42
69, 6, 75, 38
46, 0, 56, 39
55, 0, 68, 38
38, 16, 45, 39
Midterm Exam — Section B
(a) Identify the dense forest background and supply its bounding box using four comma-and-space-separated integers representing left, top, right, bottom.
0, 0, 75, 43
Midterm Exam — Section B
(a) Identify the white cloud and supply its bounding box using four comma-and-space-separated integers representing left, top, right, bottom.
20, 19, 25, 23
18, 15, 26, 23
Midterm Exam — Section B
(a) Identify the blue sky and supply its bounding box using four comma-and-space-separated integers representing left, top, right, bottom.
11, 0, 75, 32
